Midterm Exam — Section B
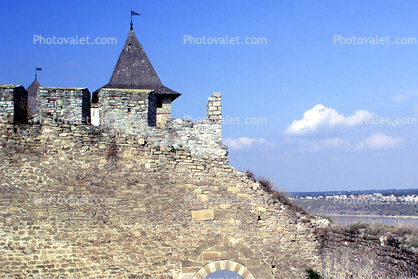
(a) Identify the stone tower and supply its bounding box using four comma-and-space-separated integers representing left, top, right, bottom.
27, 78, 41, 119
96, 27, 180, 130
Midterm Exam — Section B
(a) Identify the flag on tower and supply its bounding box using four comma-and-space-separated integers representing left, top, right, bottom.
130, 10, 141, 30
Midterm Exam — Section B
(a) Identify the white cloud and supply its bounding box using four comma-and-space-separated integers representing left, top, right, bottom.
357, 132, 404, 150
223, 137, 272, 150
391, 90, 418, 102
392, 94, 409, 102
285, 104, 374, 135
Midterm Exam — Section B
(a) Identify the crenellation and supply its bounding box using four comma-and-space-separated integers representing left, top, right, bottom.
98, 88, 155, 130
0, 84, 28, 124
206, 92, 222, 123
36, 87, 90, 125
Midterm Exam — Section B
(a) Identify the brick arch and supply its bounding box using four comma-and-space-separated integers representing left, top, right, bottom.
192, 260, 255, 279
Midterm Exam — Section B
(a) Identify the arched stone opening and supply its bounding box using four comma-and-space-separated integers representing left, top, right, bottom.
192, 260, 255, 279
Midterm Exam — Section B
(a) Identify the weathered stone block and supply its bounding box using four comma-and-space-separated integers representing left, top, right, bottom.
220, 227, 232, 233
202, 252, 218, 261
191, 209, 214, 221
221, 251, 239, 259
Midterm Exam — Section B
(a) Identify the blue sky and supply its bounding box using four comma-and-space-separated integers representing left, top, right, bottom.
2, 0, 418, 192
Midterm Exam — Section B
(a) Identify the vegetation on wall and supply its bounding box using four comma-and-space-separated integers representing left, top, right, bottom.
246, 170, 309, 215
305, 268, 322, 279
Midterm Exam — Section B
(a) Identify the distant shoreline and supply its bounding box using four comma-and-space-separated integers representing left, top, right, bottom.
326, 214, 418, 220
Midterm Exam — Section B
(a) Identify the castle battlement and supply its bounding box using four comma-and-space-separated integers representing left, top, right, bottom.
0, 27, 224, 159
0, 84, 27, 125
36, 86, 91, 125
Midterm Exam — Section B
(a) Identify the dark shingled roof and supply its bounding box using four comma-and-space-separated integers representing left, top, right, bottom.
102, 29, 180, 101
27, 79, 41, 96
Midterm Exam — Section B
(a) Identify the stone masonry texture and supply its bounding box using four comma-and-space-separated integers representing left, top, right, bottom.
0, 84, 28, 125
156, 97, 172, 128
36, 87, 90, 125
0, 122, 328, 279
98, 88, 155, 130
0, 90, 417, 278
321, 227, 418, 278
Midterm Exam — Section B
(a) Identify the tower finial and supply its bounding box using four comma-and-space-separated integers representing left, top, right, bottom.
35, 66, 42, 80
130, 9, 133, 30
130, 9, 141, 30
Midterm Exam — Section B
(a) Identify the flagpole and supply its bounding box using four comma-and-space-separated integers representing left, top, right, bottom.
35, 65, 37, 80
130, 10, 140, 30
130, 9, 133, 30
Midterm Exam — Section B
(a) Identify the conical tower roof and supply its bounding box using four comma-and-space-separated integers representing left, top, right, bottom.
102, 29, 180, 100
27, 79, 41, 96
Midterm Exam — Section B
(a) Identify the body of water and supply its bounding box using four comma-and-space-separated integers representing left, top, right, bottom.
328, 214, 418, 225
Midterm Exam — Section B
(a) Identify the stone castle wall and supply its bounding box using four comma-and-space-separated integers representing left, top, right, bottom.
0, 122, 327, 279
1, 123, 417, 278
206, 93, 221, 123
320, 227, 418, 278
0, 84, 28, 124
1, 88, 223, 159
156, 96, 172, 127
94, 92, 225, 159
98, 88, 154, 130
1, 86, 417, 278
36, 87, 90, 125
